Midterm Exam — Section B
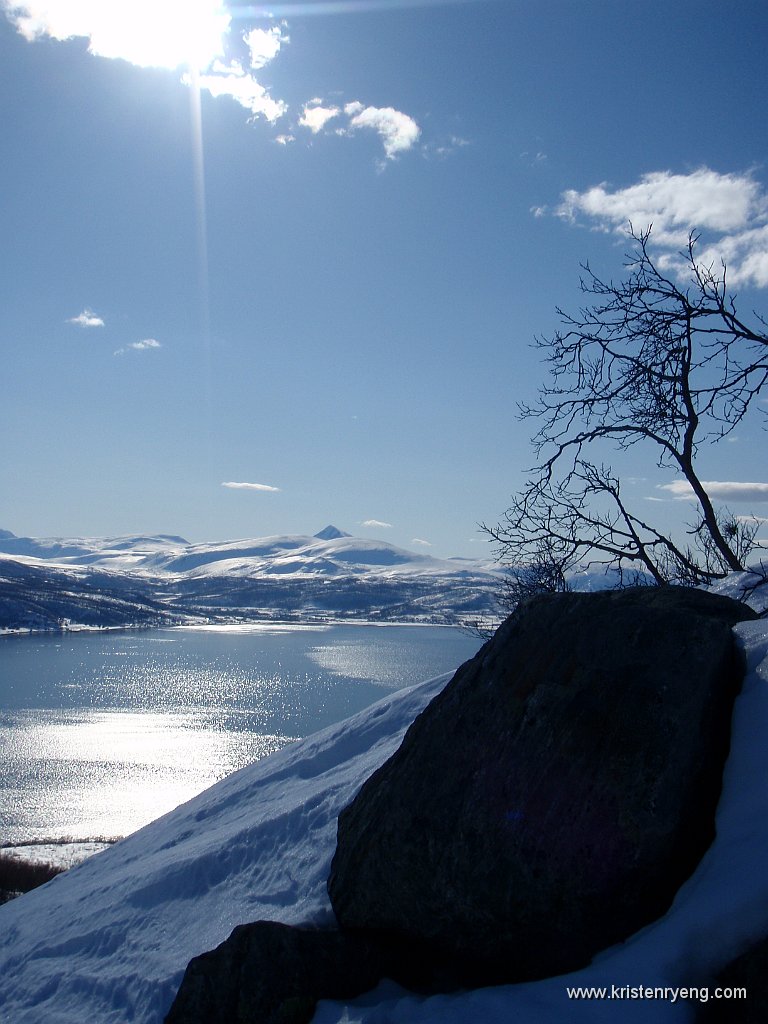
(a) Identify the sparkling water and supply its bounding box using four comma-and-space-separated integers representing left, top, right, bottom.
0, 624, 480, 858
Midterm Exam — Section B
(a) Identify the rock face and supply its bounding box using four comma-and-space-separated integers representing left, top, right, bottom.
698, 934, 768, 1023
328, 587, 755, 984
164, 921, 384, 1024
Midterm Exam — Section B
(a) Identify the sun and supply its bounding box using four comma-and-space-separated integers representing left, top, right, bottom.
83, 0, 231, 72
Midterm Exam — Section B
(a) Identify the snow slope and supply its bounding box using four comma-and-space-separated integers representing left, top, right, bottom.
0, 585, 766, 1023
0, 533, 190, 571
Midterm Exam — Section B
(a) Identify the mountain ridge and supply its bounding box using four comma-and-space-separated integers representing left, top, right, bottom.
0, 526, 501, 631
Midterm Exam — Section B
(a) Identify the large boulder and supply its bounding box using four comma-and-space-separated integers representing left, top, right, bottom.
164, 921, 385, 1024
328, 587, 756, 984
697, 934, 768, 1023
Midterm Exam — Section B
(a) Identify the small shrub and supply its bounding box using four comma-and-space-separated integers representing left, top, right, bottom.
0, 852, 64, 902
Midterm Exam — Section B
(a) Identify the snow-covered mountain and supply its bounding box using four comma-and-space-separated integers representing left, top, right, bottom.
0, 580, 766, 1024
0, 530, 190, 568
0, 527, 502, 630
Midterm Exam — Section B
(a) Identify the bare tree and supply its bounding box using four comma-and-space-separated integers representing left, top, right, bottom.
500, 534, 572, 606
486, 226, 768, 591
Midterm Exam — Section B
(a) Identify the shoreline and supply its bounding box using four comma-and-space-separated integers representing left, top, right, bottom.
0, 616, 492, 639
1, 839, 119, 870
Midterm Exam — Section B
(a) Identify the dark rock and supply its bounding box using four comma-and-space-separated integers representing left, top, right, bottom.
164, 920, 385, 1024
328, 586, 756, 985
313, 525, 352, 540
696, 934, 768, 1023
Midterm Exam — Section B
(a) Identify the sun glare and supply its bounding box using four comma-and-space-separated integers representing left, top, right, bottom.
36, 0, 233, 71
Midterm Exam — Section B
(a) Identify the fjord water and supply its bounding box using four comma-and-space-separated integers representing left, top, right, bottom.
0, 624, 480, 853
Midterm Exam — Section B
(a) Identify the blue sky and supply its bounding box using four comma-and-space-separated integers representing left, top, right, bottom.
2, 0, 767, 556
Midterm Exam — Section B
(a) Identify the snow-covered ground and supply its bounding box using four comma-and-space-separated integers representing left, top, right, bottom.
0, 581, 766, 1023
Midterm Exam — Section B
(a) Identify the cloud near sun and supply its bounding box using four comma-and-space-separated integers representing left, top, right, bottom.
1, 1, 421, 160
2, 0, 230, 68
300, 98, 421, 161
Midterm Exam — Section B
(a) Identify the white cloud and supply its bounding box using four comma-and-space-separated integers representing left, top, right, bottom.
189, 26, 289, 122
658, 480, 768, 503
244, 25, 286, 69
691, 225, 768, 291
551, 168, 768, 288
275, 133, 295, 146
222, 481, 281, 492
361, 519, 392, 529
556, 169, 763, 239
299, 101, 341, 134
113, 338, 161, 355
411, 537, 432, 547
185, 60, 287, 123
2, 0, 230, 70
297, 98, 421, 162
67, 307, 104, 328
433, 134, 470, 158
344, 102, 421, 160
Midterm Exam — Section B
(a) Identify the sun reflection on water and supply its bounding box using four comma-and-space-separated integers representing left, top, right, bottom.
0, 708, 292, 844
0, 624, 480, 852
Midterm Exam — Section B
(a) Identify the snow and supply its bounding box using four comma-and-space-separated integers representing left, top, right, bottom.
0, 528, 496, 579
0, 528, 502, 630
0, 585, 766, 1023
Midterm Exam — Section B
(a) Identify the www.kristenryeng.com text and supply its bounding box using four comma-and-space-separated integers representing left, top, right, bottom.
566, 984, 746, 1005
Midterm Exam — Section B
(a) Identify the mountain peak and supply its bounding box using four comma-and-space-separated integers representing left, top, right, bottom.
314, 525, 351, 541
